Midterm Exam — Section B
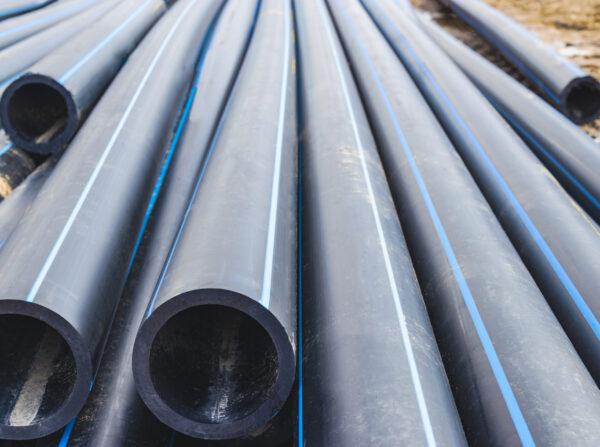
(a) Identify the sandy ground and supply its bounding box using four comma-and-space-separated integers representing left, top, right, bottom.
411, 0, 600, 141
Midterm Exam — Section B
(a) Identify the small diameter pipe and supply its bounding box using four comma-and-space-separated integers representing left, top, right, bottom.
436, 0, 600, 124
63, 1, 259, 445
363, 0, 600, 400
294, 0, 466, 445
0, 0, 56, 22
0, 0, 102, 51
0, 0, 221, 439
418, 14, 600, 225
332, 0, 600, 445
0, 0, 166, 154
133, 0, 297, 439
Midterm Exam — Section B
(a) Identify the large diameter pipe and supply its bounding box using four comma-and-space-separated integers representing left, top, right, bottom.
61, 1, 260, 445
363, 0, 600, 389
330, 1, 600, 445
0, 0, 101, 51
0, 0, 221, 439
435, 0, 600, 124
0, 0, 56, 21
0, 0, 166, 155
0, 158, 54, 248
418, 15, 600, 225
0, 0, 119, 86
133, 0, 297, 440
294, 0, 466, 445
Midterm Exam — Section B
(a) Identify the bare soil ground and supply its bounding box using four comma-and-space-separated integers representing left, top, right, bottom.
411, 0, 600, 141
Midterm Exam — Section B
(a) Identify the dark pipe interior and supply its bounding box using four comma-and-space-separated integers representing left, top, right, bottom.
6, 82, 68, 144
0, 315, 76, 427
565, 79, 600, 123
149, 305, 278, 424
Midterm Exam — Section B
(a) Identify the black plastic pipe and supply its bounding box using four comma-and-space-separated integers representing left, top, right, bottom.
330, 1, 600, 445
0, 0, 56, 22
363, 0, 600, 389
0, 0, 118, 87
435, 0, 600, 124
133, 0, 297, 440
294, 0, 466, 445
0, 0, 166, 154
61, 1, 260, 445
0, 0, 101, 51
0, 0, 220, 439
418, 15, 600, 225
0, 158, 54, 247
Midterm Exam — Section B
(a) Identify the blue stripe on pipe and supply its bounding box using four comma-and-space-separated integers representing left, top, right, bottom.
57, 418, 75, 447
0, 142, 13, 156
0, 0, 99, 39
25, 0, 200, 304
259, 0, 292, 309
367, 0, 600, 346
347, 1, 535, 445
448, 5, 561, 103
319, 1, 436, 444
0, 0, 55, 19
0, 69, 26, 88
490, 98, 600, 212
59, 0, 157, 83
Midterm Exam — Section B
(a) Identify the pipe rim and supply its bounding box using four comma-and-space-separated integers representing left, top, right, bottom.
0, 73, 78, 155
0, 300, 93, 440
133, 288, 296, 440
560, 76, 600, 125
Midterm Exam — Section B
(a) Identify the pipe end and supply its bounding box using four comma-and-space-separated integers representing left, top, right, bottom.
561, 76, 600, 124
0, 74, 78, 155
0, 300, 93, 440
133, 289, 295, 440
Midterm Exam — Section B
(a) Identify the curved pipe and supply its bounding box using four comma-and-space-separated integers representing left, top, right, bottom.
133, 0, 297, 440
294, 0, 466, 445
332, 1, 600, 445
418, 15, 600, 225
436, 0, 600, 124
62, 1, 260, 445
0, 0, 101, 51
0, 0, 221, 439
364, 0, 600, 398
0, 0, 56, 22
0, 0, 166, 154
0, 0, 119, 87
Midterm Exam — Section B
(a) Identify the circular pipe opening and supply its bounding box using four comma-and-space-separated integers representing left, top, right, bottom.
149, 305, 279, 425
0, 75, 77, 154
0, 315, 77, 429
562, 77, 600, 124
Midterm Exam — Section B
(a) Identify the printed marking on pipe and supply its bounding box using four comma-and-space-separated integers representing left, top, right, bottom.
25, 0, 202, 304
318, 1, 436, 445
259, 0, 292, 309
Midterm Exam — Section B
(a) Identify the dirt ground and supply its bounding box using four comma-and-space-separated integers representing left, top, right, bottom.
411, 0, 600, 141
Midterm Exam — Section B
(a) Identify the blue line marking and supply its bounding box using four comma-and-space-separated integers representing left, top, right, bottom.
449, 5, 560, 103
259, 0, 292, 309
0, 0, 54, 19
57, 418, 76, 447
0, 142, 13, 156
59, 0, 156, 83
24, 0, 199, 304
321, 1, 436, 444
0, 68, 26, 88
351, 1, 535, 444
490, 99, 600, 212
366, 0, 600, 347
145, 0, 261, 318
0, 0, 99, 39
